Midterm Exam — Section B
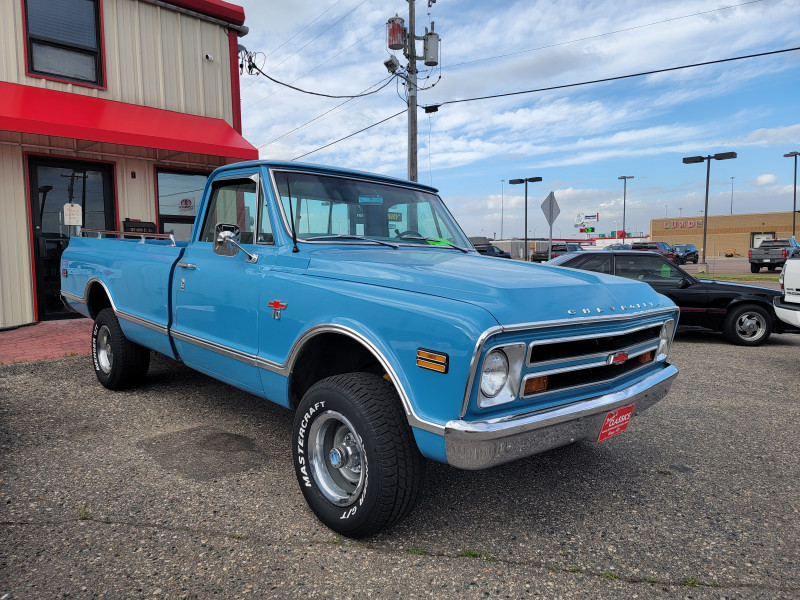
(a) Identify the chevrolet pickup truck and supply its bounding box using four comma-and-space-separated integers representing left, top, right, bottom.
60, 160, 679, 538
775, 257, 800, 327
749, 238, 800, 272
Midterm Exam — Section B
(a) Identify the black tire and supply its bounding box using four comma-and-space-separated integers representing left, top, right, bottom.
722, 304, 772, 346
750, 263, 760, 273
292, 373, 424, 538
767, 265, 776, 271
693, 257, 698, 264
92, 308, 150, 389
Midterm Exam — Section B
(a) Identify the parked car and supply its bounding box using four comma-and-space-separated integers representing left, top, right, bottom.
672, 243, 699, 264
548, 250, 798, 345
530, 242, 585, 262
61, 160, 679, 538
474, 243, 511, 258
603, 243, 631, 251
748, 238, 800, 272
630, 241, 678, 262
774, 257, 800, 327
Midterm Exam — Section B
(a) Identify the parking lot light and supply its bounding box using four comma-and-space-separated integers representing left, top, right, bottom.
509, 177, 542, 261
785, 151, 798, 238
682, 151, 737, 268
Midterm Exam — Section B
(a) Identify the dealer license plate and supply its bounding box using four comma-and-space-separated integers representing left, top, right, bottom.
597, 403, 635, 442
764, 259, 771, 262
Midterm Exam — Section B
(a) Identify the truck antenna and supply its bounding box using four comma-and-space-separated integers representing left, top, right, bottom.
285, 178, 300, 253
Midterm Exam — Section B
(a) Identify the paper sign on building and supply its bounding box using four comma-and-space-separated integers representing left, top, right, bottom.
63, 203, 82, 226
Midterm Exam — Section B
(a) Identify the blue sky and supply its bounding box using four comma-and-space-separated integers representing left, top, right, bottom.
235, 0, 800, 240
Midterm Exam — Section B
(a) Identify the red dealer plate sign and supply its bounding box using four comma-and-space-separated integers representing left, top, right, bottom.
598, 403, 635, 442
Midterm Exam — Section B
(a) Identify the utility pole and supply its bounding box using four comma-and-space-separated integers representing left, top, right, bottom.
386, 2, 438, 183
407, 0, 418, 182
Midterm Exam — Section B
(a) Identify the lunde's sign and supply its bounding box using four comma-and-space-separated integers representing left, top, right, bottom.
663, 219, 703, 229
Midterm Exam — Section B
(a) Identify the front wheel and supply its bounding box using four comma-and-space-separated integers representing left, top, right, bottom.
92, 308, 150, 389
723, 304, 772, 346
292, 373, 424, 538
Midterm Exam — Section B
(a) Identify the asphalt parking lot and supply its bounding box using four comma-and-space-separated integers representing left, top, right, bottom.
2, 331, 799, 599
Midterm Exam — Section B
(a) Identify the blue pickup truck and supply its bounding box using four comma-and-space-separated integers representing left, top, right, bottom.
61, 160, 679, 537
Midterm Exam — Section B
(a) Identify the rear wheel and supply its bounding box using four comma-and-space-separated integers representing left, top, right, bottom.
767, 265, 777, 271
750, 264, 760, 273
723, 304, 772, 346
292, 373, 424, 538
92, 308, 150, 389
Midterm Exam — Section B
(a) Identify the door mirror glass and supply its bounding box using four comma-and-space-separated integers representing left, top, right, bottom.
214, 224, 241, 257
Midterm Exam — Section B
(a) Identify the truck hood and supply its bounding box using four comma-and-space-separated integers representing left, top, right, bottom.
302, 248, 672, 325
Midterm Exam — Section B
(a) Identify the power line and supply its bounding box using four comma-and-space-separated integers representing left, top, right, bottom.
444, 0, 767, 71
294, 46, 800, 160
430, 46, 800, 108
263, 0, 346, 61
291, 110, 406, 160
246, 54, 394, 99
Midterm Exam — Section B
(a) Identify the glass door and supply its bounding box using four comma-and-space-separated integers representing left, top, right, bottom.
28, 156, 116, 320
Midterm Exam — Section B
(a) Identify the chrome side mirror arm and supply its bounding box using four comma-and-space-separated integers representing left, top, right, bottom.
214, 225, 259, 263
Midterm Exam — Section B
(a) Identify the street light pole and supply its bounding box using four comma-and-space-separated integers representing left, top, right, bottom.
730, 176, 734, 215
785, 152, 798, 238
500, 179, 505, 240
509, 176, 542, 261
682, 151, 737, 268
618, 176, 633, 243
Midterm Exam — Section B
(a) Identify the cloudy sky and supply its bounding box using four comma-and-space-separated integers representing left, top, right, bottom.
235, 0, 800, 239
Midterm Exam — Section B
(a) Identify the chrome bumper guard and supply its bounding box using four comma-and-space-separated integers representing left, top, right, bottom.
444, 364, 678, 470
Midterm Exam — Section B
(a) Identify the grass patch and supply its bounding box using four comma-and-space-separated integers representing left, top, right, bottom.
459, 549, 491, 560
405, 546, 428, 556
600, 571, 619, 580
78, 503, 92, 520
682, 578, 701, 587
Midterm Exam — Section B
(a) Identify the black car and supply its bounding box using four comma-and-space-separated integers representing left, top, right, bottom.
602, 243, 631, 251
548, 250, 797, 345
672, 243, 699, 264
474, 244, 511, 258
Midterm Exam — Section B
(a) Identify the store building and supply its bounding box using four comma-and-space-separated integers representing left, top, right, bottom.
0, 0, 258, 329
649, 211, 798, 258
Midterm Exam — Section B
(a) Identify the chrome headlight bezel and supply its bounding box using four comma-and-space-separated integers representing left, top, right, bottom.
657, 318, 676, 361
478, 343, 527, 408
480, 350, 509, 398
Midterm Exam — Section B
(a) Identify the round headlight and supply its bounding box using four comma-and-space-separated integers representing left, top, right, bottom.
480, 350, 509, 397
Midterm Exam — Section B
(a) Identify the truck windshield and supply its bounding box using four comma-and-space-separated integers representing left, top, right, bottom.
272, 171, 471, 248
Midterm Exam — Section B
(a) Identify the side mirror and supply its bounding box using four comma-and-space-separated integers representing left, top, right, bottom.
679, 277, 693, 289
213, 223, 258, 263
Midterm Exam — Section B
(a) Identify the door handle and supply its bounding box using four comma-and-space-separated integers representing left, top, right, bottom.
177, 262, 197, 270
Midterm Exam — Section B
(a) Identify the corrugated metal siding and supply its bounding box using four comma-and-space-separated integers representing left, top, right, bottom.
0, 145, 35, 328
0, 0, 234, 124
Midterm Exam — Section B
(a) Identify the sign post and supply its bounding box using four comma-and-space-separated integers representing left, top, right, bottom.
541, 192, 560, 260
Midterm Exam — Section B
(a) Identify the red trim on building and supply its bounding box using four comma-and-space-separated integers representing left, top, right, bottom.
163, 0, 245, 25
1, 82, 258, 160
22, 153, 39, 321
228, 29, 242, 134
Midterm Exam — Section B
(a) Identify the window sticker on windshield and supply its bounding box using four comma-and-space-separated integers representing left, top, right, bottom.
661, 264, 671, 277
388, 212, 403, 222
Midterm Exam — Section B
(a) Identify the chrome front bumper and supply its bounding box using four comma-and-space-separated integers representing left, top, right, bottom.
444, 364, 678, 470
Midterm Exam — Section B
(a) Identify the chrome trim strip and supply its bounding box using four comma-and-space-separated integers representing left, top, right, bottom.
60, 290, 85, 304
528, 322, 660, 351
460, 307, 678, 418
520, 351, 658, 399
169, 322, 444, 435
117, 311, 169, 336
446, 364, 677, 469
528, 338, 660, 370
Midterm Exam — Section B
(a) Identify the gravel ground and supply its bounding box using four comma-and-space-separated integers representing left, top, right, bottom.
1, 330, 799, 599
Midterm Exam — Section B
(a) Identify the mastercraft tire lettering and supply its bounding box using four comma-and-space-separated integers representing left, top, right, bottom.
292, 373, 424, 538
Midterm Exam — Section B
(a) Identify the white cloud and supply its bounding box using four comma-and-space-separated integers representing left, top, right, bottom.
755, 174, 778, 186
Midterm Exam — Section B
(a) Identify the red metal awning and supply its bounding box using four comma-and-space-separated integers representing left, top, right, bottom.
0, 82, 258, 161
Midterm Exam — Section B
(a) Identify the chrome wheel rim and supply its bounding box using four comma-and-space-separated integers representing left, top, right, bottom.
96, 325, 113, 374
308, 411, 365, 506
735, 311, 767, 342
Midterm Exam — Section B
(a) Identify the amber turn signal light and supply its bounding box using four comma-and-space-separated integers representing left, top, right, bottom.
524, 375, 548, 395
638, 351, 654, 364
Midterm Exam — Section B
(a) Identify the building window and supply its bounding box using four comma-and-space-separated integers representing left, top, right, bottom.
156, 170, 209, 242
24, 0, 103, 86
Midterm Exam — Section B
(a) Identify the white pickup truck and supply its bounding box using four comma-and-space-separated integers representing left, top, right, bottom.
775, 257, 800, 327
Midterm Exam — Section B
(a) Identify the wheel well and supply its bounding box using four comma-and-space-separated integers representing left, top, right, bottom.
288, 333, 386, 410
86, 282, 112, 320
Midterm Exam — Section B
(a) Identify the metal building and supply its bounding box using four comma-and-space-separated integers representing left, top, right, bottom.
0, 0, 258, 329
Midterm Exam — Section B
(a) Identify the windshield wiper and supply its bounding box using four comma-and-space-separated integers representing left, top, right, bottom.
397, 234, 469, 253
306, 234, 399, 249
